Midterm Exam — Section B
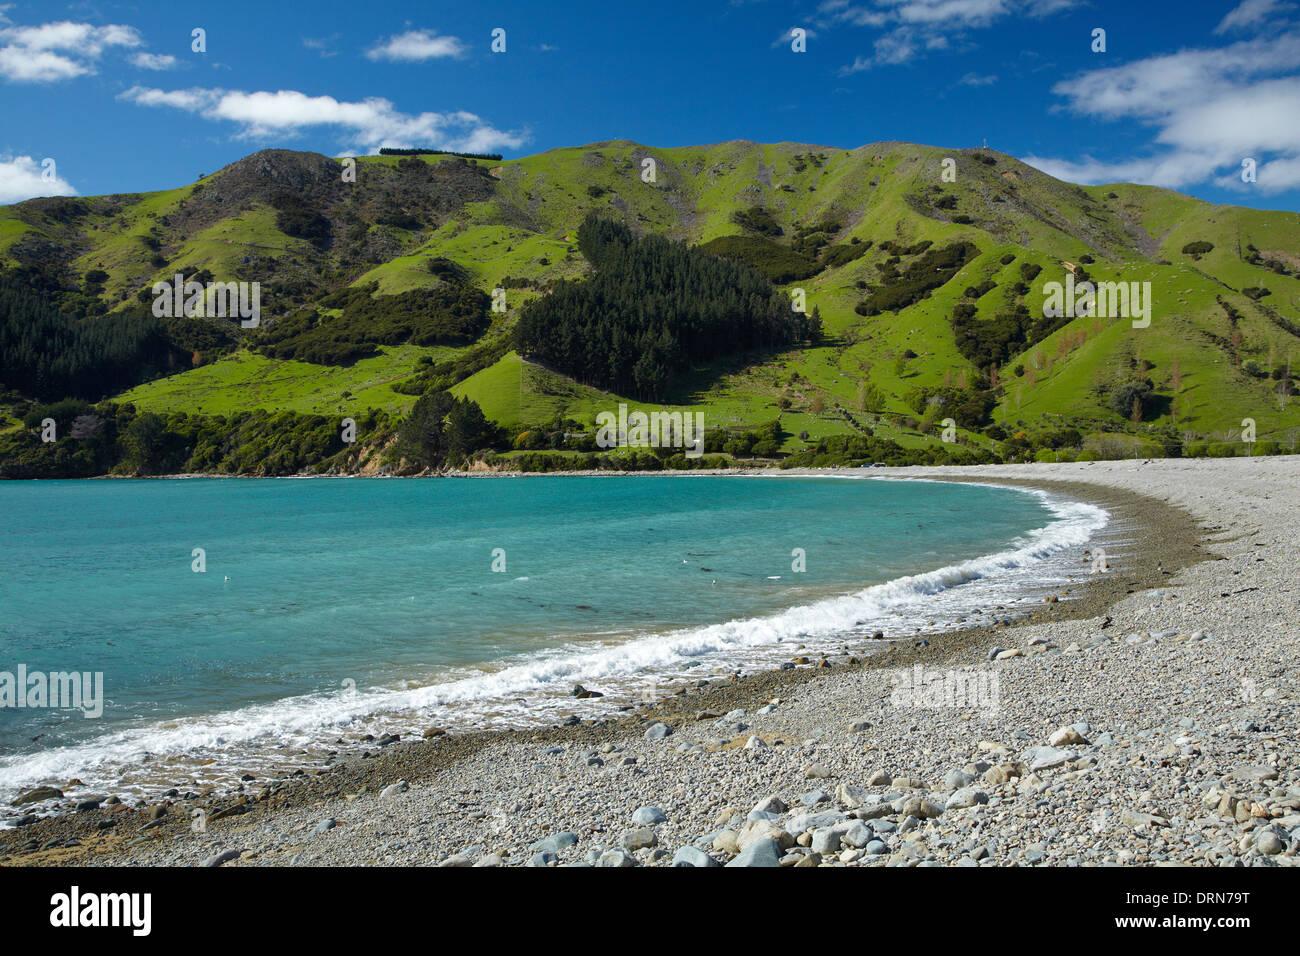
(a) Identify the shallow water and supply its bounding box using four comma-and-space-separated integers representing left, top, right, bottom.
0, 474, 1105, 806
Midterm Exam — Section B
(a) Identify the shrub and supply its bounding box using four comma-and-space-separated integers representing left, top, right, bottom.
730, 206, 783, 237
379, 147, 503, 161
1, 399, 395, 479
1081, 434, 1150, 460
821, 241, 872, 269
254, 281, 490, 364
952, 302, 977, 322
697, 235, 820, 284
855, 242, 979, 316
951, 306, 1032, 369
878, 240, 933, 257
377, 210, 422, 231
1108, 378, 1154, 418
270, 193, 331, 249
427, 257, 471, 282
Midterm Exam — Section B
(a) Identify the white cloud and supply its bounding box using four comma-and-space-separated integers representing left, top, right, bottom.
874, 29, 920, 63
1048, 32, 1300, 119
365, 29, 466, 62
1024, 0, 1077, 14
0, 46, 86, 81
119, 85, 526, 155
1021, 152, 1225, 190
891, 0, 1009, 27
1026, 29, 1300, 193
121, 86, 213, 109
130, 51, 177, 70
819, 0, 889, 27
1, 21, 140, 55
958, 71, 997, 85
1157, 77, 1300, 157
302, 35, 339, 58
0, 154, 77, 204
839, 28, 917, 72
1215, 0, 1295, 33
0, 19, 142, 82
826, 0, 1077, 70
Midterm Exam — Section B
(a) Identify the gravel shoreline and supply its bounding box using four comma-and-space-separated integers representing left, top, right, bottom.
3, 457, 1296, 867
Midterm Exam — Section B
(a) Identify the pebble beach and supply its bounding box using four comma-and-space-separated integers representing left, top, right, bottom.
2, 456, 1297, 868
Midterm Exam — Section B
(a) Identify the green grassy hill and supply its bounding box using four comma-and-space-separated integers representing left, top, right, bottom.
3, 139, 1299, 474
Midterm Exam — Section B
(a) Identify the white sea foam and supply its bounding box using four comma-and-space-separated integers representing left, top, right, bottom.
0, 484, 1108, 809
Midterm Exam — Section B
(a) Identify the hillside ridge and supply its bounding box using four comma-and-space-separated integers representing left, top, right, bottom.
2, 138, 1298, 476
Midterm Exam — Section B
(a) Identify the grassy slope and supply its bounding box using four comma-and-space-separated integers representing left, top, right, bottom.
115, 345, 441, 416
3, 141, 1299, 448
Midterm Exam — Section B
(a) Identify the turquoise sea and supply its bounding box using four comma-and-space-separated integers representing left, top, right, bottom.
0, 475, 1106, 810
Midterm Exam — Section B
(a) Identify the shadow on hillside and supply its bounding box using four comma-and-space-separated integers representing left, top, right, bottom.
663, 341, 834, 406
1144, 393, 1173, 421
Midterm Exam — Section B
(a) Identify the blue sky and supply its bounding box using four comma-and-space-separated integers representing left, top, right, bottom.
3, 0, 1300, 211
